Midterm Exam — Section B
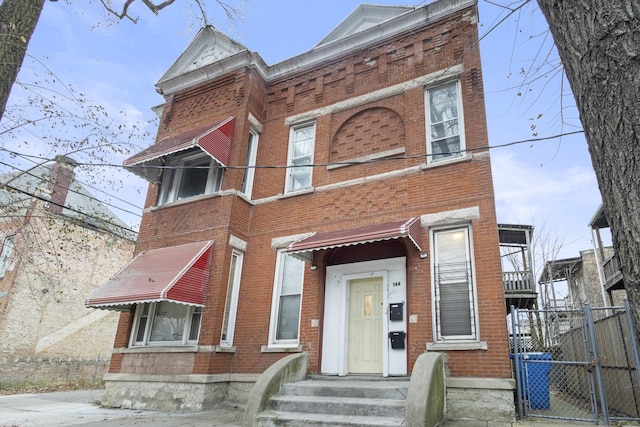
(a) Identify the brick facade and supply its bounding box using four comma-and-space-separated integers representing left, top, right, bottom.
103, 0, 513, 413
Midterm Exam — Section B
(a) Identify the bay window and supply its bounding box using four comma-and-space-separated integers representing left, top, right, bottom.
131, 301, 202, 346
158, 149, 223, 205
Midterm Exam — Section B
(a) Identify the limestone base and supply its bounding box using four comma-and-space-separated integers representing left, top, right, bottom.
445, 377, 516, 423
101, 373, 259, 412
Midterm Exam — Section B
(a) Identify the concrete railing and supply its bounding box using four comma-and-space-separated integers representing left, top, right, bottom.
242, 352, 308, 427
405, 352, 445, 427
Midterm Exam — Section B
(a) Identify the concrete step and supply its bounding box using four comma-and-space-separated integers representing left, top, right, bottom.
281, 379, 409, 400
256, 378, 408, 426
255, 410, 405, 427
268, 394, 405, 418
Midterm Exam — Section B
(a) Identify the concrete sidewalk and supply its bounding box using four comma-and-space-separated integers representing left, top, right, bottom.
0, 389, 244, 426
0, 389, 624, 427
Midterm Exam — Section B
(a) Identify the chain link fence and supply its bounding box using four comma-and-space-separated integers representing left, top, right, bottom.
510, 301, 640, 425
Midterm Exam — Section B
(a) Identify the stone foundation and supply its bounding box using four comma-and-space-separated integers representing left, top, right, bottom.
445, 377, 516, 423
101, 373, 259, 412
0, 355, 109, 387
102, 373, 515, 421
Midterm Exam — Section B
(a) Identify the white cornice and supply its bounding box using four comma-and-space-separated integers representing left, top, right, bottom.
156, 0, 477, 97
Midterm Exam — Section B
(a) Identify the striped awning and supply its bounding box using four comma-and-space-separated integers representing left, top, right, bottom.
124, 117, 235, 183
285, 218, 422, 262
85, 241, 213, 311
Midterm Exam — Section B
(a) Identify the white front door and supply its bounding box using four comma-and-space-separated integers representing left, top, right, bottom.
348, 277, 383, 374
321, 258, 407, 377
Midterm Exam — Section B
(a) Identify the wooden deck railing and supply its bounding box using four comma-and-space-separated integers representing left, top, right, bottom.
603, 254, 621, 283
503, 271, 535, 293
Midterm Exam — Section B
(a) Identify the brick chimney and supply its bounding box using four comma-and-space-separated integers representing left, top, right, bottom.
47, 155, 78, 213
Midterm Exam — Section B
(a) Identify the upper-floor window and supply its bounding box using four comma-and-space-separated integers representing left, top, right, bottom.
285, 123, 315, 193
240, 130, 259, 199
431, 226, 478, 342
130, 301, 202, 346
158, 149, 223, 205
426, 80, 465, 162
0, 236, 15, 278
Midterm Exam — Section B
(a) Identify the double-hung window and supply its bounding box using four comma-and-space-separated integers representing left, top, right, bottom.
285, 123, 315, 193
0, 236, 15, 278
268, 250, 304, 346
220, 250, 244, 347
240, 130, 259, 198
426, 80, 464, 162
158, 149, 223, 205
131, 301, 202, 346
431, 226, 478, 342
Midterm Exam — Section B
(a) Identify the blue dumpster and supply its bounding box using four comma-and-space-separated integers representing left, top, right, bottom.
511, 352, 552, 410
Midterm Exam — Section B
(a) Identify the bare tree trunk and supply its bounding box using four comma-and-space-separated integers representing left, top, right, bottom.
536, 1, 640, 337
0, 0, 45, 122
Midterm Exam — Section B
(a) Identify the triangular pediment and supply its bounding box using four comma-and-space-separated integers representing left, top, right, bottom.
158, 26, 249, 84
317, 4, 415, 47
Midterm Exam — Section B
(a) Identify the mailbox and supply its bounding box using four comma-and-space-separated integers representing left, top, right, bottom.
389, 302, 403, 321
389, 331, 406, 349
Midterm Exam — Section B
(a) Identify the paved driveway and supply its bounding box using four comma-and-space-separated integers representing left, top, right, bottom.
0, 389, 244, 427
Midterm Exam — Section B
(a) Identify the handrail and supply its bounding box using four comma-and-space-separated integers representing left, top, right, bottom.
503, 271, 535, 292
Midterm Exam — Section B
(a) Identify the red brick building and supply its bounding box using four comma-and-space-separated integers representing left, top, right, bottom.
87, 0, 514, 418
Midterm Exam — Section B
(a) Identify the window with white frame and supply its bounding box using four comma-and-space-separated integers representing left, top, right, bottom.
0, 236, 15, 278
269, 250, 304, 345
158, 149, 223, 205
426, 80, 464, 162
285, 123, 315, 193
432, 226, 478, 341
220, 250, 243, 347
131, 301, 202, 346
240, 130, 259, 198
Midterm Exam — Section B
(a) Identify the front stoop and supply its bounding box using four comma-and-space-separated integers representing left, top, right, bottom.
255, 377, 409, 426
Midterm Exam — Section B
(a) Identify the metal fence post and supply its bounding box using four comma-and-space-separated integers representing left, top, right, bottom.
623, 299, 640, 395
584, 302, 610, 425
511, 305, 524, 419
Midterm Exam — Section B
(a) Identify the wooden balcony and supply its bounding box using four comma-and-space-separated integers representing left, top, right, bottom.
504, 270, 537, 311
603, 253, 624, 291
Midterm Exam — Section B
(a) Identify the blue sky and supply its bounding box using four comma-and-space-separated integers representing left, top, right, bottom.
3, 0, 607, 280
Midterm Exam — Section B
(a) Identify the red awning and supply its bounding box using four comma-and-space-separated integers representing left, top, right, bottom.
285, 218, 422, 262
124, 117, 235, 183
85, 241, 214, 311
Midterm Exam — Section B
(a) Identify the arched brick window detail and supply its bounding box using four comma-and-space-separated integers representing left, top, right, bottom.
330, 107, 405, 164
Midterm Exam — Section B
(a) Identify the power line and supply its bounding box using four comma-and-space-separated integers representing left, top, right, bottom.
3, 182, 137, 238
0, 155, 142, 218
0, 129, 584, 172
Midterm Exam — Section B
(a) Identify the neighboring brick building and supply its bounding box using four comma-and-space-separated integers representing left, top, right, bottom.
0, 157, 135, 386
87, 0, 514, 419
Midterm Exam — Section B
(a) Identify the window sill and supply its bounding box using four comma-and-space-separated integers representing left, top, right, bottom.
261, 345, 303, 353
421, 153, 472, 170
150, 191, 222, 211
216, 345, 236, 353
277, 188, 315, 200
427, 341, 488, 351
116, 345, 199, 354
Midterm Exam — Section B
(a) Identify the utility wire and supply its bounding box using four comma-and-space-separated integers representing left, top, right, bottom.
3, 183, 137, 237
0, 157, 142, 218
0, 129, 584, 172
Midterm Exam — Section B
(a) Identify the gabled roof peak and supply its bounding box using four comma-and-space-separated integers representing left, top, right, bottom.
317, 4, 415, 47
157, 26, 249, 87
